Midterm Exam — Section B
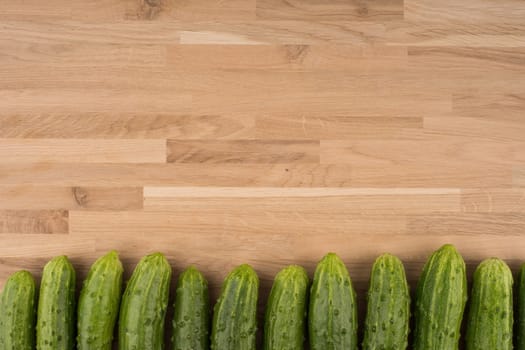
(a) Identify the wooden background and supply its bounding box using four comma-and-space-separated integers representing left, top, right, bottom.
0, 0, 524, 344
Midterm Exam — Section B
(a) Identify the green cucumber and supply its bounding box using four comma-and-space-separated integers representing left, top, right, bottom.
171, 266, 210, 350
118, 252, 172, 350
309, 252, 358, 350
414, 244, 467, 350
362, 253, 410, 350
517, 263, 525, 350
0, 270, 37, 350
36, 255, 76, 350
264, 265, 309, 350
211, 264, 259, 350
466, 258, 513, 350
77, 250, 124, 350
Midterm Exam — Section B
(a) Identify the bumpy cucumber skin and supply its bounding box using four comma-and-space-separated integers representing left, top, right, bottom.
466, 258, 513, 350
414, 244, 467, 350
264, 265, 309, 350
118, 252, 172, 350
211, 264, 259, 350
0, 270, 37, 350
362, 253, 410, 350
171, 266, 210, 350
309, 253, 358, 350
36, 255, 76, 350
517, 263, 525, 350
77, 250, 123, 350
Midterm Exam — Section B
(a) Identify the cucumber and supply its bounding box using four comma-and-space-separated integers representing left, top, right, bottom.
118, 252, 172, 350
362, 253, 410, 350
517, 263, 525, 350
413, 244, 467, 350
171, 265, 210, 350
264, 265, 309, 350
77, 250, 124, 350
466, 258, 513, 350
309, 252, 358, 350
36, 255, 76, 350
0, 270, 37, 350
211, 264, 259, 350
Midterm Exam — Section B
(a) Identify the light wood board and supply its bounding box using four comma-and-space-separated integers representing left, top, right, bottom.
0, 0, 524, 344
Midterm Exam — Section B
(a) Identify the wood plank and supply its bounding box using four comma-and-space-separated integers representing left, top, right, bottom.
408, 47, 525, 71
0, 19, 384, 45
177, 20, 525, 46
0, 186, 143, 210
256, 116, 423, 140
3, 19, 525, 47
385, 22, 525, 47
424, 116, 525, 142
0, 210, 68, 234
143, 187, 461, 213
0, 66, 177, 91
177, 20, 387, 45
1, 65, 522, 106
161, 51, 523, 99
0, 0, 75, 20
0, 114, 254, 139
256, 0, 403, 21
405, 48, 525, 87
404, 0, 525, 24
320, 138, 516, 166
0, 67, 461, 115
172, 0, 256, 20
0, 0, 185, 22
70, 210, 408, 237
167, 140, 319, 164
453, 93, 525, 121
0, 234, 94, 259
0, 89, 192, 115
0, 139, 166, 163
4, 47, 523, 95
0, 21, 182, 46
0, 162, 512, 187
348, 164, 512, 188
167, 44, 408, 72
144, 186, 461, 197
0, 0, 131, 21
407, 213, 525, 237
1, 0, 255, 21
461, 188, 525, 213
192, 91, 452, 117
0, 41, 167, 67
0, 163, 355, 187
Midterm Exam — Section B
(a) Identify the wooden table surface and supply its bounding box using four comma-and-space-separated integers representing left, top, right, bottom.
0, 0, 524, 331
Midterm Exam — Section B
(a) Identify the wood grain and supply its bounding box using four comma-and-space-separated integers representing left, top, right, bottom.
0, 210, 68, 234
167, 140, 319, 163
404, 0, 525, 24
0, 114, 255, 139
1, 0, 525, 346
461, 189, 525, 213
256, 0, 404, 21
143, 187, 461, 213
256, 116, 423, 140
0, 186, 143, 210
0, 139, 166, 163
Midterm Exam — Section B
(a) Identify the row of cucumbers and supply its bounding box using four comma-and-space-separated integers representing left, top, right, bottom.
0, 244, 521, 349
